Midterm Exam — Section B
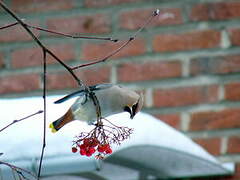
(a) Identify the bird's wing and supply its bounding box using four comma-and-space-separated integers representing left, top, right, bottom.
90, 83, 113, 91
54, 90, 85, 104
54, 83, 114, 104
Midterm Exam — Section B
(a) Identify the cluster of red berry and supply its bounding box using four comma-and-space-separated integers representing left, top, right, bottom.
71, 137, 112, 158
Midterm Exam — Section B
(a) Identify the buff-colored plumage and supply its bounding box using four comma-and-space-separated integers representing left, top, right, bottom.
49, 84, 143, 133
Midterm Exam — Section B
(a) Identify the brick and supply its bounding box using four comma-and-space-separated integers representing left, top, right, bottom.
76, 66, 110, 86
47, 67, 110, 90
120, 8, 182, 30
47, 72, 76, 90
47, 14, 110, 35
0, 74, 40, 94
154, 114, 180, 129
190, 55, 240, 75
117, 60, 181, 82
0, 21, 40, 43
11, 0, 74, 13
193, 137, 221, 155
228, 28, 240, 46
81, 38, 146, 60
190, 108, 240, 131
47, 72, 77, 90
205, 2, 240, 20
225, 82, 240, 101
228, 136, 240, 154
153, 30, 220, 52
154, 85, 218, 108
190, 2, 240, 21
84, 0, 141, 8
190, 4, 211, 21
11, 44, 75, 68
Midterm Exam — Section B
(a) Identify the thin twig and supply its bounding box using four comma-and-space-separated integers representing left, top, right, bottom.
0, 21, 18, 30
37, 50, 47, 179
71, 39, 133, 70
0, 161, 37, 179
71, 9, 160, 71
26, 23, 118, 42
0, 20, 119, 42
0, 110, 43, 133
132, 9, 160, 39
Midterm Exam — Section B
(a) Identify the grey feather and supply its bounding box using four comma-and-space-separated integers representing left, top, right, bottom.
54, 83, 114, 104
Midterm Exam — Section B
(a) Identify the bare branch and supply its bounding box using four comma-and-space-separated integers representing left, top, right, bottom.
26, 23, 118, 42
71, 38, 133, 70
132, 9, 160, 39
37, 50, 47, 179
0, 110, 43, 133
71, 9, 160, 71
0, 161, 37, 179
0, 19, 119, 42
0, 21, 19, 30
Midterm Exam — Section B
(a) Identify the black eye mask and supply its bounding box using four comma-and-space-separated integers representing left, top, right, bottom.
124, 103, 139, 119
124, 106, 131, 114
131, 103, 138, 117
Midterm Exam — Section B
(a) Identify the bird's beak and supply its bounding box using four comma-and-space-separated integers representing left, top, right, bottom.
130, 94, 144, 119
130, 111, 135, 119
124, 106, 134, 119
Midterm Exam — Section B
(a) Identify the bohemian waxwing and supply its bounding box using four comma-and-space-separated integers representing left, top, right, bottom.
49, 83, 143, 132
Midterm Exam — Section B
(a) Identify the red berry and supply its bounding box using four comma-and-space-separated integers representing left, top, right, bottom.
102, 144, 110, 151
105, 147, 112, 154
80, 149, 86, 155
97, 145, 105, 153
72, 147, 78, 153
79, 144, 86, 149
86, 151, 92, 157
89, 147, 96, 154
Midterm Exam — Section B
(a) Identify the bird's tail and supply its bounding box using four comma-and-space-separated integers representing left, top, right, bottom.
49, 109, 74, 133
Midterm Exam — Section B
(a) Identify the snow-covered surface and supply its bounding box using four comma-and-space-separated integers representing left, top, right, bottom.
0, 96, 235, 179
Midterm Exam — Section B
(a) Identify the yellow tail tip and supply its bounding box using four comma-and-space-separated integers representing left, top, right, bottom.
49, 123, 57, 133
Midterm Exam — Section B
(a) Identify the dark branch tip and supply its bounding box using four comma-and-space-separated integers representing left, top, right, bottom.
153, 9, 160, 16
38, 110, 44, 114
129, 37, 134, 41
13, 120, 18, 123
112, 39, 119, 42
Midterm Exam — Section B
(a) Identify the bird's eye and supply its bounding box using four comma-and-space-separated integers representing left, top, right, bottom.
132, 103, 138, 115
124, 106, 132, 114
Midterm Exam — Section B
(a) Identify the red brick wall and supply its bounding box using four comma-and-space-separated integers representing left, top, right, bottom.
1, 0, 240, 179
